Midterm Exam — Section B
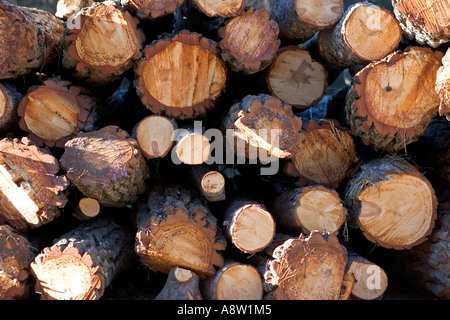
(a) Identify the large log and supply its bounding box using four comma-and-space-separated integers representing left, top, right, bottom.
120, 0, 185, 20
30, 217, 134, 300
192, 0, 244, 18
436, 47, 450, 120
0, 1, 64, 79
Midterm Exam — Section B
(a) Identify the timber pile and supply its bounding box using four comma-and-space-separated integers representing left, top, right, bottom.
0, 0, 448, 301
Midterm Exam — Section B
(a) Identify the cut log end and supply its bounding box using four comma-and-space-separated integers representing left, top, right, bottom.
56, 0, 95, 19
175, 132, 211, 165
122, 0, 185, 19
191, 165, 226, 202
73, 198, 101, 221
192, 0, 245, 17
135, 115, 177, 159
155, 266, 203, 300
347, 258, 388, 300
295, 0, 343, 28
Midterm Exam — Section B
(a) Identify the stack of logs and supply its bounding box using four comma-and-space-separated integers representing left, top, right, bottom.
0, 0, 449, 301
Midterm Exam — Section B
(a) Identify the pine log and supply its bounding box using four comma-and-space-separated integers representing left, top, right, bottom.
345, 156, 437, 250
30, 217, 134, 300
62, 1, 145, 87
436, 47, 450, 120
346, 46, 443, 152
155, 266, 203, 300
173, 125, 211, 165
264, 231, 349, 300
192, 0, 244, 18
120, 0, 185, 20
0, 1, 64, 79
201, 261, 263, 300
133, 115, 177, 159
17, 79, 98, 148
135, 185, 226, 278
218, 7, 280, 74
267, 46, 327, 109
0, 225, 34, 300
222, 94, 303, 162
191, 165, 226, 202
60, 125, 150, 207
270, 0, 344, 42
72, 198, 101, 221
273, 185, 346, 235
56, 0, 95, 19
0, 137, 69, 230
289, 120, 357, 188
317, 2, 402, 70
223, 199, 276, 254
0, 82, 22, 135
134, 30, 227, 120
393, 0, 450, 48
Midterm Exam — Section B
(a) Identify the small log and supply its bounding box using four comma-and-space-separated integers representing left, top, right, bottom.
436, 47, 450, 120
0, 225, 34, 300
30, 217, 134, 300
264, 231, 348, 300
173, 125, 211, 165
134, 30, 227, 120
120, 0, 185, 20
218, 7, 280, 74
55, 0, 95, 20
60, 125, 150, 207
135, 185, 226, 278
0, 82, 22, 135
346, 251, 388, 300
270, 0, 343, 42
0, 1, 64, 79
191, 165, 226, 202
318, 2, 402, 70
222, 94, 303, 162
273, 185, 347, 235
289, 120, 357, 188
201, 261, 263, 300
133, 115, 177, 159
62, 1, 145, 87
267, 46, 328, 109
191, 0, 244, 17
17, 79, 98, 148
0, 137, 69, 230
72, 198, 101, 221
223, 199, 276, 254
393, 0, 450, 48
345, 156, 438, 250
155, 266, 203, 300
346, 46, 443, 152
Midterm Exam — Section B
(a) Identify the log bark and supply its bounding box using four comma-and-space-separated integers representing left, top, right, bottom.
0, 1, 64, 79
62, 1, 145, 87
191, 165, 226, 202
17, 79, 98, 148
267, 46, 328, 109
0, 225, 34, 300
60, 125, 150, 207
0, 137, 69, 230
55, 0, 95, 19
173, 125, 211, 165
201, 260, 263, 300
218, 7, 280, 74
0, 82, 22, 135
345, 156, 438, 250
72, 198, 101, 221
134, 30, 227, 120
30, 217, 134, 300
222, 94, 303, 162
392, 0, 450, 48
223, 199, 276, 254
120, 0, 185, 20
272, 185, 347, 235
264, 231, 349, 300
155, 266, 203, 300
270, 0, 344, 42
345, 46, 443, 152
436, 47, 450, 120
317, 2, 402, 70
135, 185, 226, 278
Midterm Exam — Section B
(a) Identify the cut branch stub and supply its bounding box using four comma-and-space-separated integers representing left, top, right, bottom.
134, 30, 227, 120
121, 0, 185, 20
219, 7, 280, 74
62, 1, 145, 87
17, 79, 98, 148
346, 46, 443, 152
60, 125, 150, 207
135, 186, 226, 278
393, 0, 450, 48
345, 156, 438, 250
436, 47, 450, 121
192, 0, 245, 18
0, 137, 69, 230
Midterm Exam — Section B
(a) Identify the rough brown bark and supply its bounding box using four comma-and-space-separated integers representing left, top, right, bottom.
191, 165, 226, 202
134, 30, 227, 120
121, 0, 185, 20
346, 46, 443, 152
0, 137, 69, 230
0, 1, 64, 79
135, 185, 226, 278
0, 225, 34, 300
0, 82, 22, 135
31, 217, 134, 300
60, 125, 150, 208
155, 266, 203, 300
